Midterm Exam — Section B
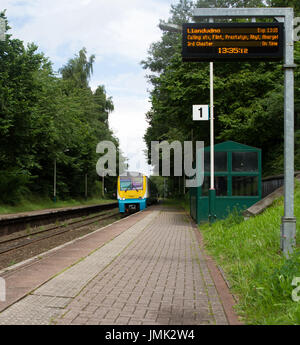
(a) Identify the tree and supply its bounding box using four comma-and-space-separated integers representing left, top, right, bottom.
59, 47, 95, 89
0, 13, 121, 203
93, 85, 114, 124
267, 0, 300, 15
0, 11, 55, 202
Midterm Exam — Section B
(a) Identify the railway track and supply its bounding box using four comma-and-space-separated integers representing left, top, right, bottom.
0, 202, 118, 236
0, 209, 120, 256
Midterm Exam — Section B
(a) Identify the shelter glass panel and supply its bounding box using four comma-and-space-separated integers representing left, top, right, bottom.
204, 151, 227, 172
232, 152, 258, 172
232, 176, 258, 196
202, 176, 228, 196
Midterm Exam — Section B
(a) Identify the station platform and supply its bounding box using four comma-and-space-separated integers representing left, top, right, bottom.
0, 205, 241, 325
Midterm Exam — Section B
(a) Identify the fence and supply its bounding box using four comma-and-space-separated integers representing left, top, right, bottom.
262, 171, 300, 198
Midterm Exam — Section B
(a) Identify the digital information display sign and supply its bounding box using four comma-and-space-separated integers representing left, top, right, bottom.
182, 23, 284, 61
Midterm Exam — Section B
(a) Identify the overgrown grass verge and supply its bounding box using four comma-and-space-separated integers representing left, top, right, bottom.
0, 196, 115, 215
200, 179, 300, 325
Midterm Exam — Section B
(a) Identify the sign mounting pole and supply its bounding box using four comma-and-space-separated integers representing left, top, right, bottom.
209, 17, 216, 224
282, 9, 297, 257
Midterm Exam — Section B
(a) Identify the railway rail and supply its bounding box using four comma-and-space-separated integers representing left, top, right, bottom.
0, 209, 120, 255
0, 202, 118, 236
0, 203, 122, 270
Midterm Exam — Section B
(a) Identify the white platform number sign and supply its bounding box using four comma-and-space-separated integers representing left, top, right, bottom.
193, 105, 209, 121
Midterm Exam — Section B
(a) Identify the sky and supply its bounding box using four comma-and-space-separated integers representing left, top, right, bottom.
1, 0, 177, 176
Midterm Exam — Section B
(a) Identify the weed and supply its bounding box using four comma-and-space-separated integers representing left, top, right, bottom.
9, 260, 16, 266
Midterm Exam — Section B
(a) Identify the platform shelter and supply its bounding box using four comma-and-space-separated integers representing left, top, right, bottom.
190, 141, 262, 223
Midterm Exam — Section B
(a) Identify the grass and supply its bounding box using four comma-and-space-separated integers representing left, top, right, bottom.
0, 196, 115, 215
199, 179, 300, 325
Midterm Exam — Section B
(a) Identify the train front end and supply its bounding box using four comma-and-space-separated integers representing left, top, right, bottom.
117, 172, 148, 214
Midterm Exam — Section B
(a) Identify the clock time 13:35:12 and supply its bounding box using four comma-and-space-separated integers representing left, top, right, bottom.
218, 47, 249, 54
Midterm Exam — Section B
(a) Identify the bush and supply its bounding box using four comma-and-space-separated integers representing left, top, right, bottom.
0, 169, 31, 205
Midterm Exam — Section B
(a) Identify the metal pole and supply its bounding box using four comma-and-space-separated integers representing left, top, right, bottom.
53, 158, 57, 203
85, 173, 88, 200
102, 174, 105, 198
209, 18, 216, 224
281, 9, 297, 257
210, 61, 214, 191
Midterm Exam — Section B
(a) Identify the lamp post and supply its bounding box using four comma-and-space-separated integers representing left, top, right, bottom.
85, 173, 88, 201
159, 21, 216, 223
53, 149, 69, 203
53, 158, 57, 203
159, 22, 183, 203
102, 173, 105, 198
208, 60, 216, 224
208, 18, 216, 224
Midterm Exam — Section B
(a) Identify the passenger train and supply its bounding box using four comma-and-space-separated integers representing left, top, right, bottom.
117, 172, 158, 214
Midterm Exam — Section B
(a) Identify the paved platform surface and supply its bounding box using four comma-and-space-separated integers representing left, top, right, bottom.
0, 201, 117, 220
0, 206, 238, 325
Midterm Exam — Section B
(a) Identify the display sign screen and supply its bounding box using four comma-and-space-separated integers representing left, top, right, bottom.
182, 23, 284, 61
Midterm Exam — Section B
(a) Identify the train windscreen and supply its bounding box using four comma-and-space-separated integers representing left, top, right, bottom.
120, 176, 143, 191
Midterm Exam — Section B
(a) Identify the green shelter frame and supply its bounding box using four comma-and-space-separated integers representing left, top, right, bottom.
190, 141, 262, 223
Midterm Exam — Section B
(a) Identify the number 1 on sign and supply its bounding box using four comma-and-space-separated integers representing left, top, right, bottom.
199, 108, 203, 118
193, 105, 209, 121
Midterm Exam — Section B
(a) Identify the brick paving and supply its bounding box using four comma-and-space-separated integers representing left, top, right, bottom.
0, 206, 231, 325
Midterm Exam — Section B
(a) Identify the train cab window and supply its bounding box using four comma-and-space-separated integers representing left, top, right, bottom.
120, 178, 132, 191
132, 177, 143, 190
120, 176, 143, 191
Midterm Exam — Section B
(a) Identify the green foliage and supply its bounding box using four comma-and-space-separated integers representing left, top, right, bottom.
0, 12, 121, 205
196, 0, 266, 8
149, 176, 165, 197
271, 250, 300, 300
267, 0, 300, 15
0, 169, 31, 204
59, 47, 95, 89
